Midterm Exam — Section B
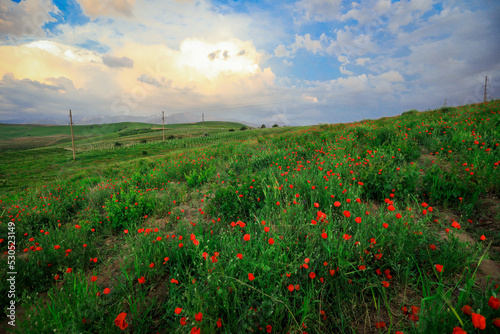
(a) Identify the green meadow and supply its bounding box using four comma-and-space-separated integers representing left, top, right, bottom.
1, 101, 500, 333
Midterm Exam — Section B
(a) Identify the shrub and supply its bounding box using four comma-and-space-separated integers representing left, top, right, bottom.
401, 109, 418, 116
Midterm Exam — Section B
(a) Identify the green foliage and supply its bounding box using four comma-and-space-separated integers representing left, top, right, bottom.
184, 165, 215, 188
401, 109, 418, 116
104, 190, 155, 231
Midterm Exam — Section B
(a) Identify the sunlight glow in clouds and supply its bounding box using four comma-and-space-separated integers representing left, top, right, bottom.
178, 39, 259, 79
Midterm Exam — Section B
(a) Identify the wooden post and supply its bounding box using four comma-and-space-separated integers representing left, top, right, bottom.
162, 111, 165, 142
484, 76, 488, 103
69, 109, 75, 160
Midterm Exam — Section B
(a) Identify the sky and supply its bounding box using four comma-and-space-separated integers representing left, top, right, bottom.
0, 0, 499, 126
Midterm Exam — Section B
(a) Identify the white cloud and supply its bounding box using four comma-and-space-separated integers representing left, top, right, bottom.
296, 0, 343, 22
355, 57, 371, 66
274, 44, 291, 57
339, 66, 354, 76
76, 0, 135, 18
274, 33, 328, 58
0, 0, 59, 40
325, 27, 374, 57
338, 55, 350, 65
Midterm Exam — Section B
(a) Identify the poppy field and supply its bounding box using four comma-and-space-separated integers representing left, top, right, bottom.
1, 101, 500, 333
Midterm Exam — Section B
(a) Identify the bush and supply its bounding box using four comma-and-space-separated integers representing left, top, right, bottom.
240, 126, 247, 131
401, 109, 418, 116
229, 129, 235, 132
261, 124, 266, 128
439, 106, 453, 113
114, 142, 122, 147
272, 124, 279, 128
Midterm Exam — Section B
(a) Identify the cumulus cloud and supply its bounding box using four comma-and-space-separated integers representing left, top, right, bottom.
274, 33, 327, 58
102, 55, 134, 68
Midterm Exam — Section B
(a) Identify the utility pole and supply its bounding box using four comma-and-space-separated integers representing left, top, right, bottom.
162, 111, 165, 141
444, 98, 447, 107
69, 109, 75, 160
484, 76, 488, 103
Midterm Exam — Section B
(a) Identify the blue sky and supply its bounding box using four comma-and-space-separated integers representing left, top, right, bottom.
0, 0, 499, 125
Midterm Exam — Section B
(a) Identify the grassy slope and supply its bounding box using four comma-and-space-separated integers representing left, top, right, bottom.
0, 103, 499, 333
0, 121, 248, 150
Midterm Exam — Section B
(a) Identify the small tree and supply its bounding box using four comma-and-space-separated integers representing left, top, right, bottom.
272, 124, 279, 128
240, 126, 247, 131
261, 124, 266, 129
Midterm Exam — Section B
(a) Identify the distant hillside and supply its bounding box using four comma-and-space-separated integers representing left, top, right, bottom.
0, 120, 249, 151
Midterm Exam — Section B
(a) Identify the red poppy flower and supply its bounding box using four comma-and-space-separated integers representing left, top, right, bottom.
66, 268, 72, 273
138, 276, 145, 284
461, 305, 473, 316
480, 235, 486, 241
191, 327, 200, 334
91, 276, 97, 282
472, 313, 486, 329
237, 253, 243, 259
309, 272, 316, 279
217, 318, 222, 328
492, 318, 500, 328
382, 223, 388, 228
114, 313, 128, 330
375, 322, 386, 328
248, 273, 255, 281
180, 317, 187, 326
452, 327, 466, 334
103, 288, 111, 295
435, 264, 443, 273
244, 234, 250, 241
382, 281, 389, 288
195, 312, 203, 322
334, 201, 341, 207
171, 279, 179, 284
343, 234, 352, 240
429, 244, 436, 250
489, 296, 500, 310
266, 325, 272, 333
268, 238, 275, 245
355, 217, 362, 223
387, 205, 395, 211
149, 263, 154, 268
343, 210, 351, 218
175, 307, 182, 315
287, 284, 294, 292
314, 203, 319, 208
358, 265, 366, 271
321, 233, 327, 239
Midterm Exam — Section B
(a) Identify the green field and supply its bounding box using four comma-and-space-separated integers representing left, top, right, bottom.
1, 102, 500, 333
0, 121, 250, 151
